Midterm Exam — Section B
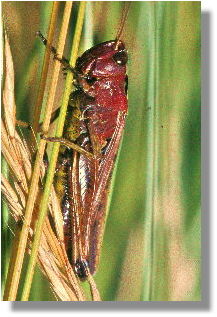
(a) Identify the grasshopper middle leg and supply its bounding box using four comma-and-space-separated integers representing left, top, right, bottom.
41, 135, 93, 160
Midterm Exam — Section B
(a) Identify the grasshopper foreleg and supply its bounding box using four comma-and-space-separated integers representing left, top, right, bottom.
36, 31, 76, 74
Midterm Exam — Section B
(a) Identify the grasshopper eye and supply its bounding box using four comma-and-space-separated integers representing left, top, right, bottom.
85, 75, 97, 85
113, 50, 128, 66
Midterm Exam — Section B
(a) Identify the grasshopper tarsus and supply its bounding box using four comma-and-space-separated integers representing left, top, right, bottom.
16, 120, 32, 130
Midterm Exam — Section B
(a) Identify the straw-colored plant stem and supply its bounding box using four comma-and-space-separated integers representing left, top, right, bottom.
88, 274, 101, 301
31, 1, 60, 144
4, 2, 73, 301
141, 2, 156, 301
21, 1, 86, 301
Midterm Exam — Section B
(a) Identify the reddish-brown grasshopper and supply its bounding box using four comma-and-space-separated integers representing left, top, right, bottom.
38, 8, 129, 279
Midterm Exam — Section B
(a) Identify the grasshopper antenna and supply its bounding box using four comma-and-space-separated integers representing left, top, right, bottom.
115, 1, 131, 49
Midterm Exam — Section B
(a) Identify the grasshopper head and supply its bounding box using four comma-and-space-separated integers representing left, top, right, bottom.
74, 40, 128, 91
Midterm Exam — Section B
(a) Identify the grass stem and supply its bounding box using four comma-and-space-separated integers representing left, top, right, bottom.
21, 1, 86, 301
3, 2, 62, 301
3, 1, 73, 301
31, 1, 60, 142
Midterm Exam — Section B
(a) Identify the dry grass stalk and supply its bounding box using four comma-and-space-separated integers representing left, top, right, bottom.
2, 33, 100, 301
16, 2, 74, 302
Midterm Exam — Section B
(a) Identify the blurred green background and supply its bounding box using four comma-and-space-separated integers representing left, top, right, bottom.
2, 1, 201, 301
